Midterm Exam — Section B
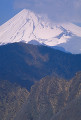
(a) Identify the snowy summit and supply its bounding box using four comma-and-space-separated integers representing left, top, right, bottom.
0, 9, 81, 54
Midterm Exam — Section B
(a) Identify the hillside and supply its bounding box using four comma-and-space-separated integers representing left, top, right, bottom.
15, 72, 81, 120
0, 80, 29, 120
51, 72, 81, 120
0, 43, 81, 90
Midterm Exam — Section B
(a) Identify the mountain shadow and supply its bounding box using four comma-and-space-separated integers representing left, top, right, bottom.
0, 42, 81, 90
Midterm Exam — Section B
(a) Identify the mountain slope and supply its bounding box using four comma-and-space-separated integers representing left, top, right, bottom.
0, 9, 81, 53
0, 80, 29, 120
14, 75, 68, 120
14, 72, 81, 120
51, 72, 81, 120
1, 43, 81, 90
52, 96, 81, 120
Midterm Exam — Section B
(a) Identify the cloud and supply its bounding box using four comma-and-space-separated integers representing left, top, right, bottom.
14, 0, 81, 22
74, 0, 81, 8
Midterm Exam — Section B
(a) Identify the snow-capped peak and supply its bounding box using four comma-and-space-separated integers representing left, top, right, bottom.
0, 9, 81, 54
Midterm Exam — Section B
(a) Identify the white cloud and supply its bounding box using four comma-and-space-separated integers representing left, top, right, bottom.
14, 0, 81, 23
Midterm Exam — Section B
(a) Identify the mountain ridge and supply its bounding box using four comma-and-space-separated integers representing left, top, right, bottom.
0, 42, 81, 90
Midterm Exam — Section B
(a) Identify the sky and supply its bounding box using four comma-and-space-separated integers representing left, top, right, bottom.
0, 0, 81, 26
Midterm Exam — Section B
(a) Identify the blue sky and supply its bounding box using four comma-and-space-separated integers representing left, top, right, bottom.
0, 0, 20, 25
0, 0, 81, 26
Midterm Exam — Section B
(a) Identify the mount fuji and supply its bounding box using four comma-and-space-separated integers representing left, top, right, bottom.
0, 9, 81, 54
